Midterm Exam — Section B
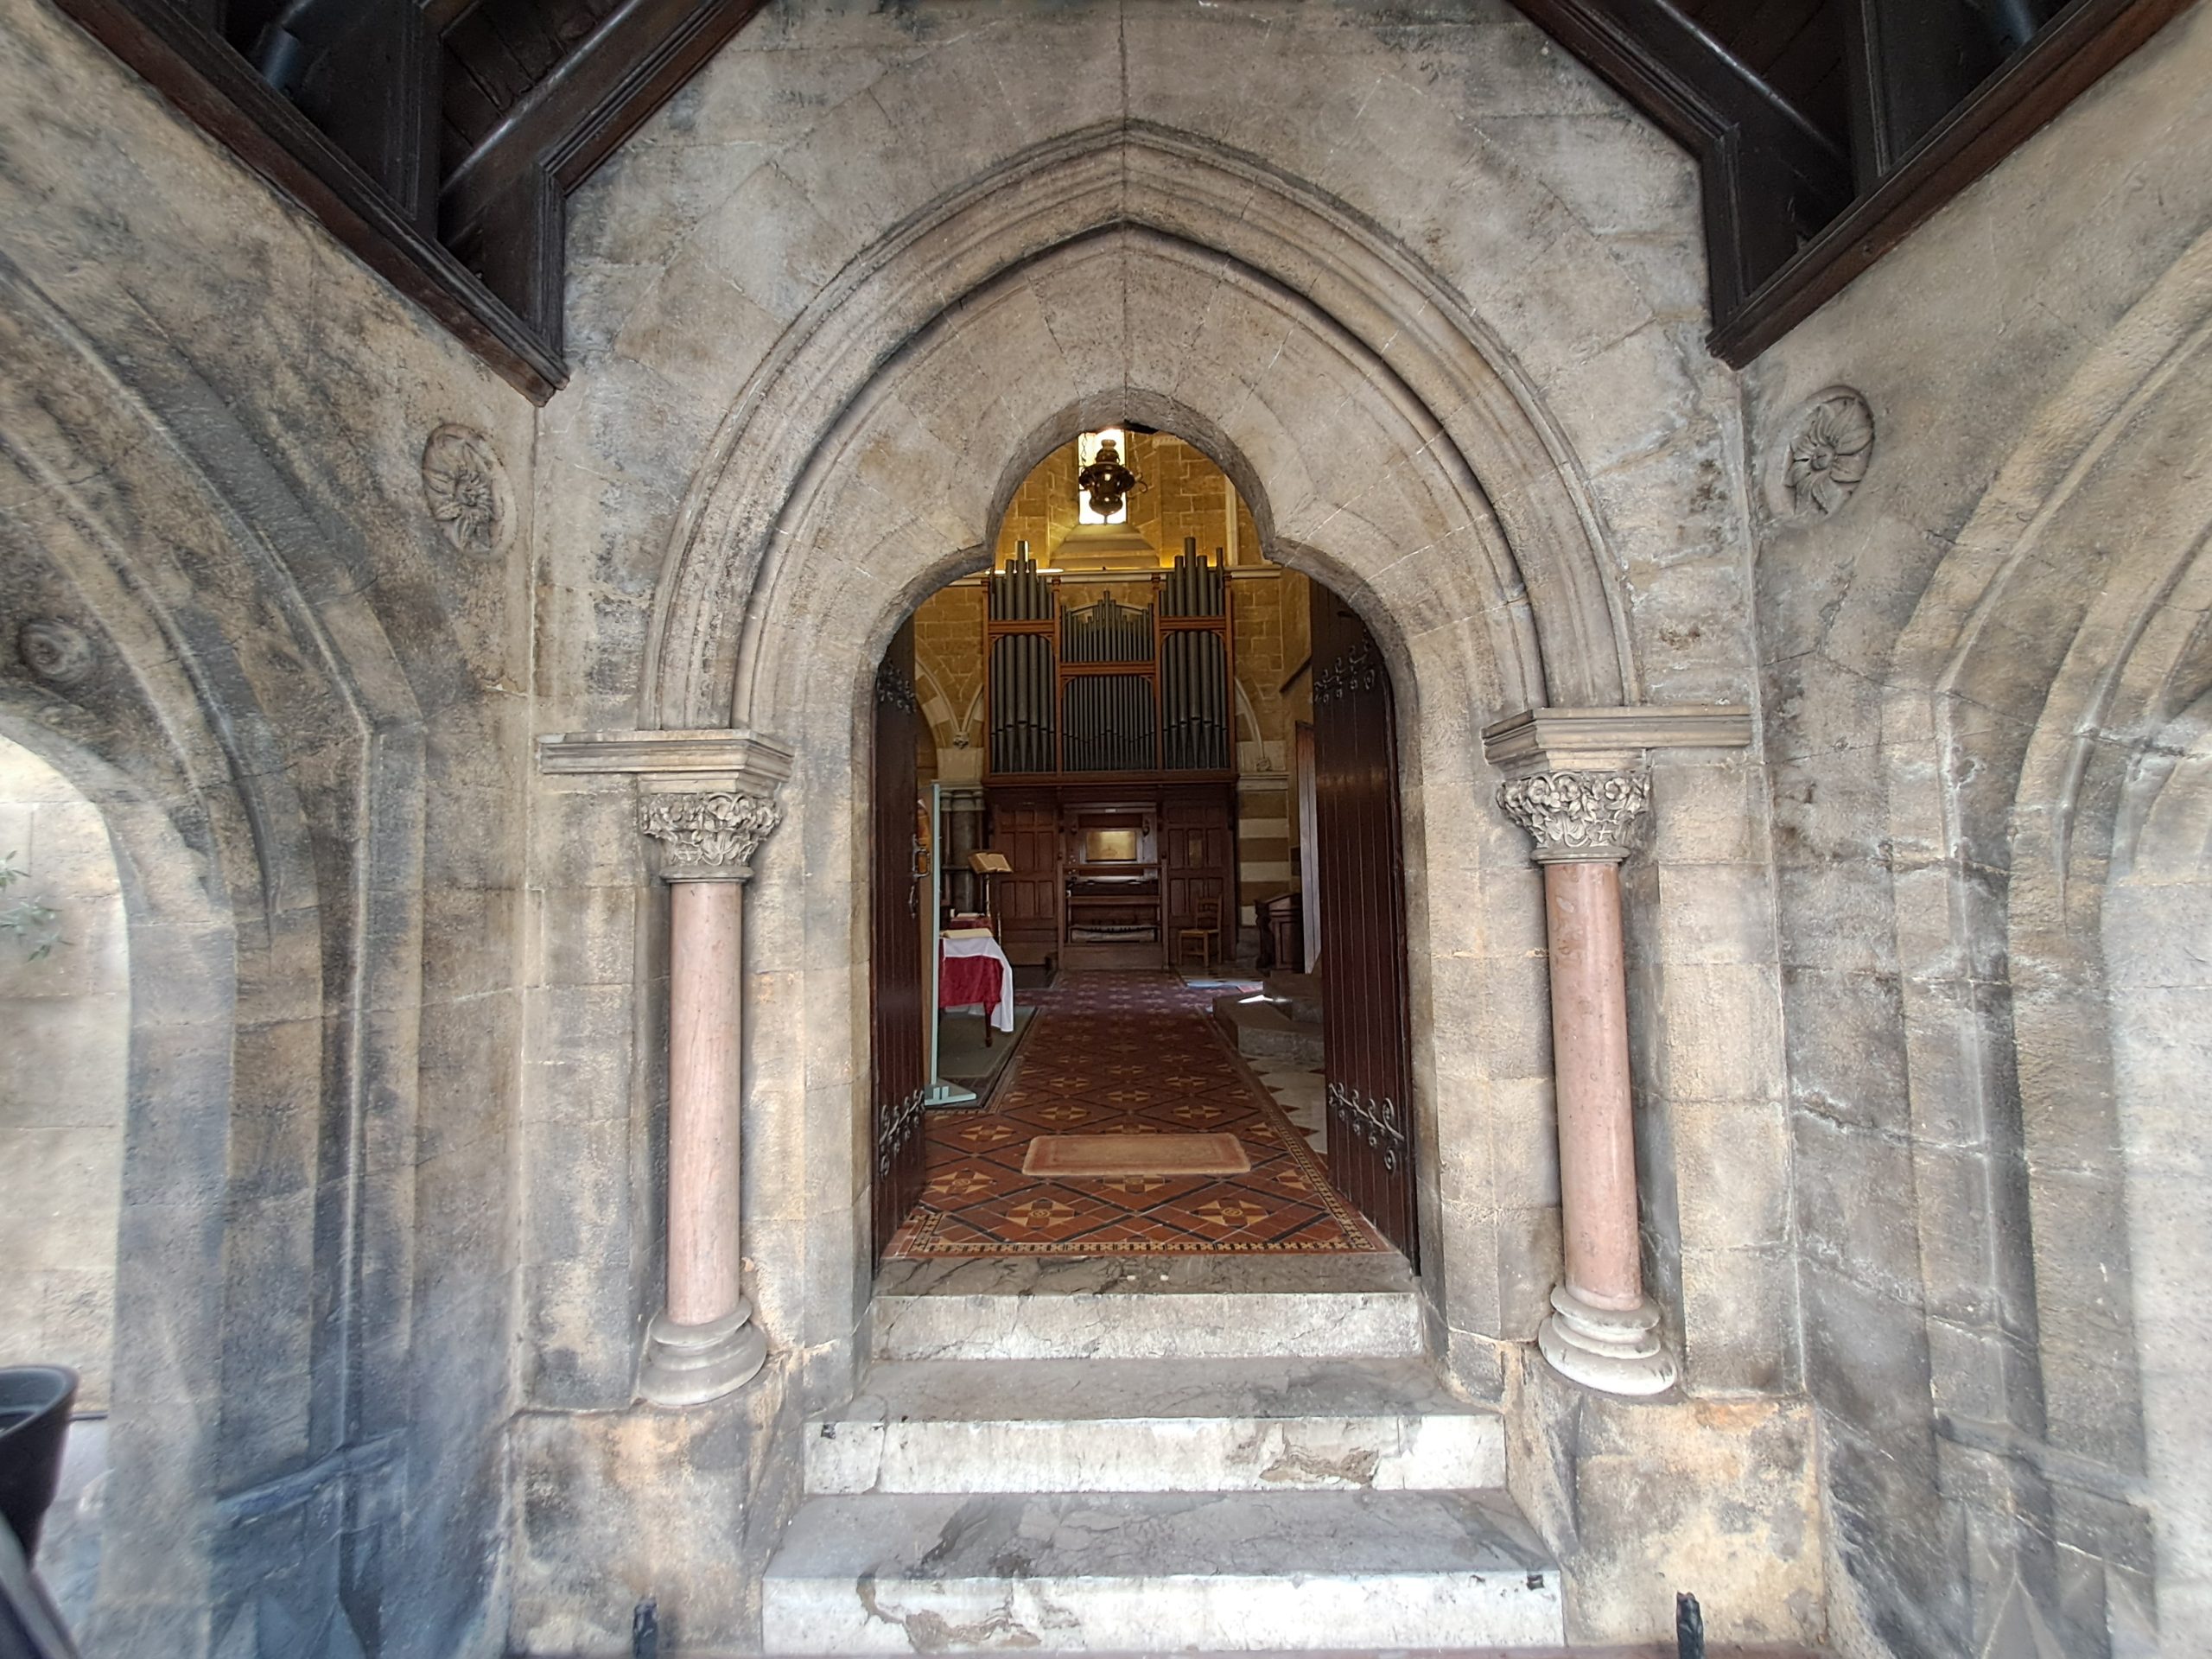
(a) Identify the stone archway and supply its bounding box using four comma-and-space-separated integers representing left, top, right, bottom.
645, 124, 1640, 734
634, 126, 1657, 1403
530, 96, 1790, 1657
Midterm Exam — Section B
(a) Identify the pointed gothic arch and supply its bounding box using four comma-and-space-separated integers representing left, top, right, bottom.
637, 123, 1649, 1398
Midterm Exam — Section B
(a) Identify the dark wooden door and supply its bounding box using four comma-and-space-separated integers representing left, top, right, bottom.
870, 623, 927, 1261
1311, 593, 1419, 1264
1160, 784, 1235, 948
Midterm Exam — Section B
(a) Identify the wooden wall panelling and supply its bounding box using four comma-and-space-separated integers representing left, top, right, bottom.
1160, 785, 1236, 944
985, 790, 1060, 965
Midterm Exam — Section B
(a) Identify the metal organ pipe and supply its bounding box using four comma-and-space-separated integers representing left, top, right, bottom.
1209, 632, 1225, 767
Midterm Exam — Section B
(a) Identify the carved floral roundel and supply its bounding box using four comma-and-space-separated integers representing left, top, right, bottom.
17, 619, 96, 687
1781, 387, 1875, 518
420, 424, 512, 554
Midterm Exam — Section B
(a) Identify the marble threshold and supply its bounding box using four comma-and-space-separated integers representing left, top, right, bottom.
761, 1488, 1564, 1653
808, 1354, 1505, 1495
870, 1254, 1422, 1362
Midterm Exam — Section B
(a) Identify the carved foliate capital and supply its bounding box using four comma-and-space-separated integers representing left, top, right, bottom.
639, 790, 783, 880
1497, 769, 1649, 864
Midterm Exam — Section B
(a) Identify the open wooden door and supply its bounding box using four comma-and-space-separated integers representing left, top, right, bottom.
870, 622, 927, 1261
1310, 593, 1419, 1264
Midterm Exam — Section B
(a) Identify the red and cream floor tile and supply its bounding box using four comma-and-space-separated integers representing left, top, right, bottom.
887, 971, 1386, 1258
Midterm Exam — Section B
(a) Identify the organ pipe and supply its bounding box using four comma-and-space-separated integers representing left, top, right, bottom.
985, 537, 1230, 778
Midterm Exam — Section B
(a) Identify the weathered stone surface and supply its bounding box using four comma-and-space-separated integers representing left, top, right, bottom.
1506, 1350, 1824, 1647
2, 0, 2206, 1648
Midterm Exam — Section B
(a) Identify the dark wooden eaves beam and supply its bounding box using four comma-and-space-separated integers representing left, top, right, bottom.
1710, 0, 2199, 364
48, 0, 569, 402
1511, 0, 1854, 322
440, 0, 771, 248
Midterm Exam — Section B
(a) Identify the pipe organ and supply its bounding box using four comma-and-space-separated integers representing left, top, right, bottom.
985, 539, 1234, 778
981, 538, 1239, 969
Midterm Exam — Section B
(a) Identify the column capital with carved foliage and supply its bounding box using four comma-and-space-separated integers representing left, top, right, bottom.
1497, 768, 1650, 864
1482, 703, 1751, 865
536, 727, 796, 883
639, 790, 783, 882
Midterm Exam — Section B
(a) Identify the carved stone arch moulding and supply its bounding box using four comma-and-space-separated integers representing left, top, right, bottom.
642, 122, 1647, 732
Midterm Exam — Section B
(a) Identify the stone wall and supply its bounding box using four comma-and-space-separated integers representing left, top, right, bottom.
20, 0, 2208, 1650
994, 440, 1081, 563
0, 738, 127, 1411
526, 0, 1797, 1649
911, 582, 986, 781
1743, 7, 2212, 1655
0, 0, 537, 1652
991, 432, 1260, 567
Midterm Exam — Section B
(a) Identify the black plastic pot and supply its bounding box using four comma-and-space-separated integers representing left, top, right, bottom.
0, 1369, 78, 1566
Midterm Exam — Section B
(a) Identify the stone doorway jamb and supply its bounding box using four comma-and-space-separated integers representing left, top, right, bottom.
1484, 705, 1751, 1398
538, 728, 795, 1406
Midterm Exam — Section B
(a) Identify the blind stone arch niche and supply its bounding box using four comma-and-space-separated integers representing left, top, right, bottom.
0, 232, 513, 1659
1863, 224, 2212, 1656
2105, 706, 2212, 1643
0, 733, 128, 1629
643, 125, 1656, 1410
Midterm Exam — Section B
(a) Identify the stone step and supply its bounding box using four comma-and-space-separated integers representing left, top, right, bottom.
761, 1488, 1564, 1653
1262, 970, 1324, 1024
870, 1257, 1422, 1363
1213, 990, 1324, 1065
806, 1357, 1503, 1495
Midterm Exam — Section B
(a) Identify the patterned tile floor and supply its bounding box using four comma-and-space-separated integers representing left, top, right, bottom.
1248, 1054, 1327, 1158
889, 971, 1387, 1257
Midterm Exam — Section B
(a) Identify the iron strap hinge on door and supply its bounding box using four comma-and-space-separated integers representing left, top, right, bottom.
877, 1086, 925, 1175
1328, 1080, 1406, 1173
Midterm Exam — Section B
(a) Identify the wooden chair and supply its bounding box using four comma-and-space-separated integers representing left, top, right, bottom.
1175, 897, 1224, 973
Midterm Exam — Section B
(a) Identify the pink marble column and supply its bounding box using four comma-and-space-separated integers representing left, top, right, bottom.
666, 880, 746, 1326
637, 786, 783, 1407
1499, 768, 1677, 1396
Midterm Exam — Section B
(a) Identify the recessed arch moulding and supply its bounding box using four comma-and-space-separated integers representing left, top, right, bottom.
1851, 227, 2212, 1654
607, 118, 1781, 1404
523, 33, 1801, 1642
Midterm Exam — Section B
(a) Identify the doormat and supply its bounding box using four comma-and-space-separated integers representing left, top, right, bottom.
1021, 1132, 1250, 1179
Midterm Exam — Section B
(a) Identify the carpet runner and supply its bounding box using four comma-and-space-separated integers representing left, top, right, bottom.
888, 971, 1385, 1256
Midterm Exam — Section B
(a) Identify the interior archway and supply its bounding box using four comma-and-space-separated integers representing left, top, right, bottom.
862, 428, 1425, 1272
675, 334, 1584, 1399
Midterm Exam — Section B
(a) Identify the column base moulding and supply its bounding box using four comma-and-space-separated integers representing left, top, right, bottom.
639, 1303, 768, 1408
1536, 1284, 1678, 1399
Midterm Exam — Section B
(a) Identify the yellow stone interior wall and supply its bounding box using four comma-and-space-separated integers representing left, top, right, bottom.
994, 433, 1261, 568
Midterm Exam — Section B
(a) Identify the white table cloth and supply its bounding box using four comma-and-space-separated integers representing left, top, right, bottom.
939, 931, 1015, 1031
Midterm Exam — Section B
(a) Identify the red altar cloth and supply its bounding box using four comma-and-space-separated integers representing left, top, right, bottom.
938, 929, 1014, 1031
938, 952, 1003, 1014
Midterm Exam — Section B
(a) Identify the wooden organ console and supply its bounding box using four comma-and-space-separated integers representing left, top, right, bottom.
983, 539, 1239, 968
